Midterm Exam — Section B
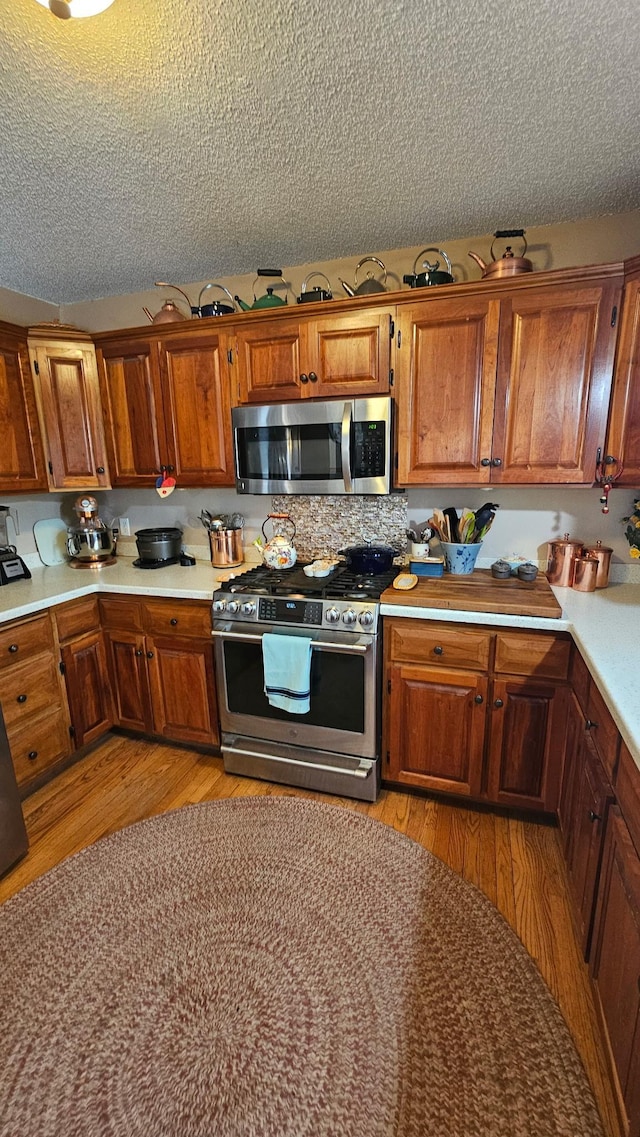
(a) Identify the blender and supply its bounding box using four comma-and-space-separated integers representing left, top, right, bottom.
0, 506, 31, 585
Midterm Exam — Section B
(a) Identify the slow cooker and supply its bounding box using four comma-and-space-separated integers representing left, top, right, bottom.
134, 527, 183, 565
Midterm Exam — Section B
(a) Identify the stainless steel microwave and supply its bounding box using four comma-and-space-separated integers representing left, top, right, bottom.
232, 396, 393, 495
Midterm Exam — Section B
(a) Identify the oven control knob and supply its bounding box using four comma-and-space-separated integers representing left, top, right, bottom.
241, 601, 256, 616
212, 599, 227, 612
358, 610, 375, 628
325, 607, 340, 623
341, 608, 357, 626
226, 600, 240, 614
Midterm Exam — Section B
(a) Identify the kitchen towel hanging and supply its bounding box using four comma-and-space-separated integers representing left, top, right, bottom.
262, 633, 312, 714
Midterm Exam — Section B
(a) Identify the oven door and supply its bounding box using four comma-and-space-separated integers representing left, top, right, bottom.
212, 622, 379, 759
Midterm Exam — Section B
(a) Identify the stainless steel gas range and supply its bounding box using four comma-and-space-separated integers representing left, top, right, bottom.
211, 563, 398, 801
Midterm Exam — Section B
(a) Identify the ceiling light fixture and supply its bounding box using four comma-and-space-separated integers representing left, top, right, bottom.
34, 0, 115, 19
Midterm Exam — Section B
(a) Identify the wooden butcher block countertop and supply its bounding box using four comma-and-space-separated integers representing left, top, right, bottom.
380, 569, 562, 619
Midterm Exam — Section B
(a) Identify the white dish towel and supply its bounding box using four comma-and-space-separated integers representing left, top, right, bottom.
262, 633, 312, 715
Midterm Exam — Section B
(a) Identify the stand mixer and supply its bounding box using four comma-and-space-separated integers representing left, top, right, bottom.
67, 495, 118, 567
0, 506, 31, 585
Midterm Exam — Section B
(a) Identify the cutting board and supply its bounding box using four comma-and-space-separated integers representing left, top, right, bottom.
381, 569, 562, 619
33, 518, 68, 566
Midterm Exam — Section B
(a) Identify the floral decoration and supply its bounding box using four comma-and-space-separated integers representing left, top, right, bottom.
622, 498, 640, 558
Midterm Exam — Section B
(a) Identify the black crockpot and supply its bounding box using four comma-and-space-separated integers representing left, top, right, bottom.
338, 544, 397, 575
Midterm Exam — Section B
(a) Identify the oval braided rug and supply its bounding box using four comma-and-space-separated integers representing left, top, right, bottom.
0, 797, 603, 1137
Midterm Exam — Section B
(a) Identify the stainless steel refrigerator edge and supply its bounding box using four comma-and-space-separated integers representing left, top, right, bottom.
0, 704, 28, 877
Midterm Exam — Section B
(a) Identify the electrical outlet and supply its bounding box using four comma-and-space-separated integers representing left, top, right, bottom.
119, 517, 131, 537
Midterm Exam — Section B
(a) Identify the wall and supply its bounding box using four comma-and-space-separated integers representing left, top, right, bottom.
0, 286, 58, 327
59, 210, 640, 333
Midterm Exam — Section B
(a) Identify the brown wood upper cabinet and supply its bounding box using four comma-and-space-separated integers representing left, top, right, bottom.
96, 326, 234, 487
27, 327, 110, 490
605, 253, 640, 485
395, 267, 622, 485
234, 307, 393, 404
0, 321, 48, 493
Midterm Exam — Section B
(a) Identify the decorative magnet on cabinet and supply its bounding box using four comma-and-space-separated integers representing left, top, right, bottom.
156, 466, 177, 498
595, 450, 623, 514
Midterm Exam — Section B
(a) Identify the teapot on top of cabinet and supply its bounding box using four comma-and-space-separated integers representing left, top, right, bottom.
469, 230, 534, 280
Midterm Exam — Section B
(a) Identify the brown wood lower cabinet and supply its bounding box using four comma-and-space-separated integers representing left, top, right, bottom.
55, 597, 114, 748
99, 595, 219, 748
384, 618, 570, 812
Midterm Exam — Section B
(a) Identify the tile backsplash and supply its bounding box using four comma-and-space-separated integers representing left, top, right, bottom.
271, 494, 408, 560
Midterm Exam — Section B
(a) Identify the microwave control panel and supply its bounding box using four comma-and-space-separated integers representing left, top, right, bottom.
352, 420, 386, 478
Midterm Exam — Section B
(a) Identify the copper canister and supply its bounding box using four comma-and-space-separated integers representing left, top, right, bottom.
546, 533, 584, 587
571, 554, 599, 592
582, 540, 613, 588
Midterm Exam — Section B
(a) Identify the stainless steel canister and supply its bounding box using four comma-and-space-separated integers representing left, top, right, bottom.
546, 533, 584, 587
571, 553, 599, 592
582, 540, 613, 588
209, 528, 243, 568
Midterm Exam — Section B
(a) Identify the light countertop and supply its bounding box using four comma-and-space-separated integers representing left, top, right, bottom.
1, 559, 638, 773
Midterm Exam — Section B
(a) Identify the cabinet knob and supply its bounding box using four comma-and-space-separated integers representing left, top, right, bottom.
8, 643, 18, 653
585, 719, 598, 731
588, 810, 601, 823
300, 373, 309, 384
494, 698, 504, 708
147, 650, 154, 659
16, 694, 27, 704
170, 618, 178, 626
309, 371, 318, 383
491, 458, 502, 467
96, 466, 105, 475
135, 648, 144, 657
480, 458, 491, 467
474, 694, 483, 704
433, 645, 443, 655
167, 465, 174, 473
28, 750, 38, 761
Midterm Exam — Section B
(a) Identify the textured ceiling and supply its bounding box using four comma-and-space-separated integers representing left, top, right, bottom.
1, 0, 639, 304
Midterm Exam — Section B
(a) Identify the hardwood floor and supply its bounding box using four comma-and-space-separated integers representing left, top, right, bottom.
1, 733, 622, 1137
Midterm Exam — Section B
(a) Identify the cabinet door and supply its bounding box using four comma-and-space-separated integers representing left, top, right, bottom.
29, 338, 110, 489
146, 636, 219, 747
590, 807, 640, 1135
492, 280, 621, 483
61, 631, 114, 748
0, 323, 47, 492
606, 259, 640, 486
159, 331, 234, 486
97, 339, 168, 485
304, 309, 393, 397
395, 296, 500, 484
104, 630, 151, 732
558, 691, 584, 861
566, 734, 614, 955
235, 318, 304, 403
386, 662, 487, 797
486, 677, 569, 811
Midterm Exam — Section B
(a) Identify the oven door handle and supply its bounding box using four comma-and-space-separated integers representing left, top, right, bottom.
341, 400, 354, 493
224, 745, 372, 780
212, 629, 370, 653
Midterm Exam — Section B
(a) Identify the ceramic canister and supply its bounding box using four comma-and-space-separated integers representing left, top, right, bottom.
546, 533, 584, 587
582, 540, 613, 588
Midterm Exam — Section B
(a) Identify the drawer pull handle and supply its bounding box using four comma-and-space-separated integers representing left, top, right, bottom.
170, 618, 178, 626
147, 650, 154, 659
585, 719, 598, 730
17, 694, 27, 704
433, 645, 443, 655
494, 698, 504, 708
474, 694, 483, 705
8, 643, 19, 653
28, 750, 38, 761
588, 810, 601, 823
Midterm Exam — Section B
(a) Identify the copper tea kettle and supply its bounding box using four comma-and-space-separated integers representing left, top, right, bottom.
469, 230, 533, 280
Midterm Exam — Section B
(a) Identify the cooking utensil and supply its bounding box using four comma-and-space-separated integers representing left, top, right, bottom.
235, 270, 289, 311
135, 527, 183, 563
403, 247, 454, 288
443, 507, 461, 543
470, 502, 500, 542
338, 542, 397, 575
468, 230, 533, 280
339, 256, 388, 297
297, 272, 333, 304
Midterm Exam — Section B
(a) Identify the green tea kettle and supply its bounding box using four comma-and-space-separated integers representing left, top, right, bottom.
235, 269, 289, 311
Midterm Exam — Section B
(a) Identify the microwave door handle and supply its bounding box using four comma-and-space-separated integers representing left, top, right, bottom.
341, 402, 354, 492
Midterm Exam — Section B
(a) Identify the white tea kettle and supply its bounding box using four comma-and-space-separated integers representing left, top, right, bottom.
258, 513, 297, 569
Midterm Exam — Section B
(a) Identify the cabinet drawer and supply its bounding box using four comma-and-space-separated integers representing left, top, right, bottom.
494, 632, 570, 679
99, 595, 144, 631
387, 620, 491, 671
55, 596, 100, 642
2, 654, 63, 730
586, 681, 620, 780
10, 707, 71, 787
0, 613, 54, 670
142, 599, 212, 639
